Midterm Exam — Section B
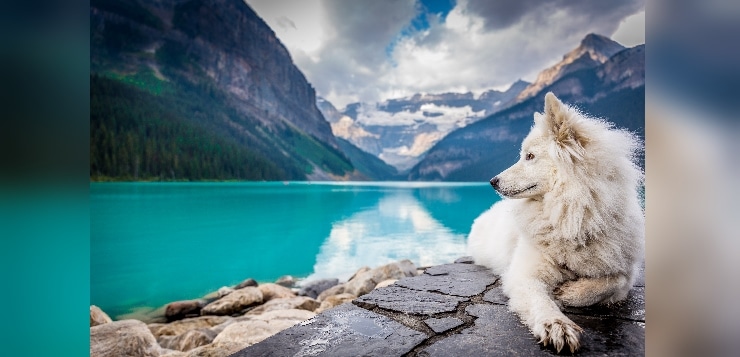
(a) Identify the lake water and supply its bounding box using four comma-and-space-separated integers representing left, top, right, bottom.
90, 181, 499, 319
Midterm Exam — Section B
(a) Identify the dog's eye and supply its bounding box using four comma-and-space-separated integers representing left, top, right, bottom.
525, 153, 535, 160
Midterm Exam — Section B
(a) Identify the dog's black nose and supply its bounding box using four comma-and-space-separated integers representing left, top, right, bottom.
490, 177, 500, 190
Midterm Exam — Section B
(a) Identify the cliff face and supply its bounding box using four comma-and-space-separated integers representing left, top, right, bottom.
93, 0, 334, 145
169, 0, 335, 143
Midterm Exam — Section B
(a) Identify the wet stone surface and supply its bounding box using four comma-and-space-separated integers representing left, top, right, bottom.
421, 304, 547, 356
354, 286, 467, 315
482, 284, 509, 305
564, 314, 645, 356
396, 263, 498, 297
233, 303, 426, 357
423, 317, 464, 334
236, 260, 646, 356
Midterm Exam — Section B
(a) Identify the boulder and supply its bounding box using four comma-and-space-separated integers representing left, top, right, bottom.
315, 293, 357, 313
275, 275, 297, 288
216, 286, 234, 298
234, 278, 258, 290
90, 319, 161, 357
149, 316, 231, 338
348, 266, 371, 281
183, 320, 300, 357
209, 320, 235, 335
344, 260, 417, 297
258, 283, 295, 302
212, 319, 299, 347
248, 309, 316, 323
298, 278, 339, 299
159, 349, 186, 357
201, 287, 262, 316
165, 300, 205, 322
246, 296, 320, 315
158, 329, 217, 352
182, 341, 245, 357
90, 305, 112, 326
317, 284, 345, 302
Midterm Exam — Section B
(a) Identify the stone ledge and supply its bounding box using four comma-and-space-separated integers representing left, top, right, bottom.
235, 259, 645, 356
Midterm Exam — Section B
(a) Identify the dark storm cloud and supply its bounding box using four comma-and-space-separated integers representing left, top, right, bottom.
464, 0, 643, 31
322, 0, 418, 68
247, 0, 645, 107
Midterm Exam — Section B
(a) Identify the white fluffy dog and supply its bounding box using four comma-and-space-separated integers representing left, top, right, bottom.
467, 92, 644, 353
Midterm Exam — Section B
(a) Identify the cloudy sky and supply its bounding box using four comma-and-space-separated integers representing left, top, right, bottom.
245, 0, 645, 109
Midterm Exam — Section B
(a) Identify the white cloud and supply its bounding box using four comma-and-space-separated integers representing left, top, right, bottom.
355, 102, 484, 130
246, 0, 645, 108
611, 10, 645, 47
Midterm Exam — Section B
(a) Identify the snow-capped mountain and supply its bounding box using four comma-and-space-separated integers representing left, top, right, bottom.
318, 80, 529, 171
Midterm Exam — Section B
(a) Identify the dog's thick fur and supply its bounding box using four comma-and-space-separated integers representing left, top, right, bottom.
467, 92, 644, 353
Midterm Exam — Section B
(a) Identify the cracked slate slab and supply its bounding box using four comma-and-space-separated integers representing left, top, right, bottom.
236, 261, 646, 356
563, 286, 645, 322
483, 286, 509, 305
424, 263, 491, 276
565, 314, 645, 356
422, 304, 644, 356
354, 286, 467, 315
233, 303, 427, 357
421, 304, 546, 356
395, 263, 497, 297
424, 317, 465, 334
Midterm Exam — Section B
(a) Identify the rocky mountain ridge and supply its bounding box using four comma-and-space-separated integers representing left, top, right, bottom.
514, 33, 626, 103
318, 80, 530, 172
408, 40, 645, 181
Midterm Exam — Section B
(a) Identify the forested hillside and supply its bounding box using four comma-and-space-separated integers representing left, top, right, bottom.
90, 74, 353, 181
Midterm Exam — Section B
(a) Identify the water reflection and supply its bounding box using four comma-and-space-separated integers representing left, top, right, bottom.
305, 189, 469, 282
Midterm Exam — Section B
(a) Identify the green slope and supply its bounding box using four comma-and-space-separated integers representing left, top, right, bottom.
335, 138, 398, 180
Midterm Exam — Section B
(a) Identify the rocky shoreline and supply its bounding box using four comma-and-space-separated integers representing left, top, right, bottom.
90, 260, 420, 356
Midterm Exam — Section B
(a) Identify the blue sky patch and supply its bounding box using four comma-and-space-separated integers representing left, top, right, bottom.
386, 0, 456, 65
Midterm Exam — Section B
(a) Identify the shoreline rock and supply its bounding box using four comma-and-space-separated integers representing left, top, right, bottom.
90, 305, 113, 326
90, 259, 420, 356
90, 319, 163, 357
298, 278, 339, 299
164, 300, 204, 322
201, 287, 263, 316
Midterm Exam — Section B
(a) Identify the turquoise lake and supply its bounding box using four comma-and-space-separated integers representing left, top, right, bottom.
90, 181, 499, 319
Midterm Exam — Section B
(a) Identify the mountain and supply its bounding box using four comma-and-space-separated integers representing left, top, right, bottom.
514, 33, 626, 103
317, 80, 530, 172
90, 0, 384, 181
408, 38, 645, 181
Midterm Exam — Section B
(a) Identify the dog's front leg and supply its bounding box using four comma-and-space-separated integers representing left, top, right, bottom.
503, 241, 583, 353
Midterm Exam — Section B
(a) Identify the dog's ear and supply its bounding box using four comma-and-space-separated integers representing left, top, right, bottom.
544, 92, 589, 158
544, 92, 566, 133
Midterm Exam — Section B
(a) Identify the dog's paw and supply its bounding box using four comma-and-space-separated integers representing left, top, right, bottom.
533, 317, 583, 353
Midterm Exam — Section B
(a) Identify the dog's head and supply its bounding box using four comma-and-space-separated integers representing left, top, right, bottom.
491, 92, 589, 199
